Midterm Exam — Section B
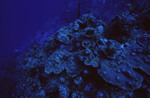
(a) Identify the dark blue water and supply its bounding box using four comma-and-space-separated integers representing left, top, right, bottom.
0, 0, 130, 56
0, 0, 65, 55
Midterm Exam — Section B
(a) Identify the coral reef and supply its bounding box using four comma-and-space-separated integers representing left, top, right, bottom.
13, 6, 150, 98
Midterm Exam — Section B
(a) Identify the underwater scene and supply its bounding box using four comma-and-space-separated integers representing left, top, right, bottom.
0, 0, 150, 97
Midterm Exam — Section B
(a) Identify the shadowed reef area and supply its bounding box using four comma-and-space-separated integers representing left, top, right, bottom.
0, 0, 150, 97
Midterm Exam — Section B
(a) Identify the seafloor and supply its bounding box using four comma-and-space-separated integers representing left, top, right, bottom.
0, 0, 150, 98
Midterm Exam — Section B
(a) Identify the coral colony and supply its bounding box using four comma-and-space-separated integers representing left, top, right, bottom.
13, 4, 150, 98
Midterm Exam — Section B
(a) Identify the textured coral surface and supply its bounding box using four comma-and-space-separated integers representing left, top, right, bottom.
11, 3, 150, 98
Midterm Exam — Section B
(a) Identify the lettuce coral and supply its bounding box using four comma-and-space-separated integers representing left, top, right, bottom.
15, 11, 150, 97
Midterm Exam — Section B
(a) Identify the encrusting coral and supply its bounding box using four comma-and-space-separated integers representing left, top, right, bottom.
14, 11, 150, 97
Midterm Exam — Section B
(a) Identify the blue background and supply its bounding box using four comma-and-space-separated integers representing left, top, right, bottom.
0, 0, 129, 56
